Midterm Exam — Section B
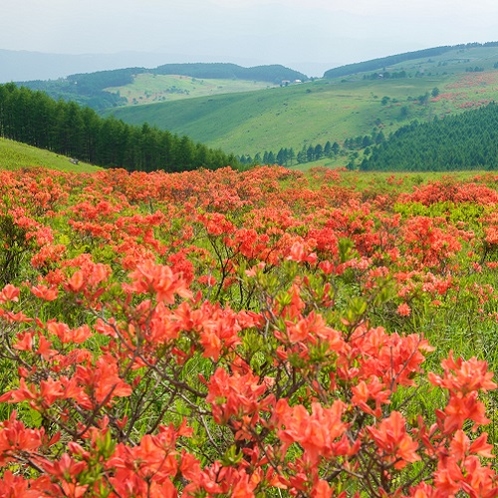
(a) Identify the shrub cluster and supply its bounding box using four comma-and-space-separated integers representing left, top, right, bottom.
0, 166, 498, 496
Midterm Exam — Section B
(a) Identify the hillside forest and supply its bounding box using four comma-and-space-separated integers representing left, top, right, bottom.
0, 83, 237, 172
7, 78, 498, 173
359, 102, 498, 171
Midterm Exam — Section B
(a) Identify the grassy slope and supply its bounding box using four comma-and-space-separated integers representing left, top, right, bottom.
0, 138, 100, 172
106, 74, 275, 106
110, 77, 449, 154
108, 45, 498, 157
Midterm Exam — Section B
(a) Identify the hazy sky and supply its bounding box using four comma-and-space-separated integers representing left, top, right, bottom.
4, 0, 498, 75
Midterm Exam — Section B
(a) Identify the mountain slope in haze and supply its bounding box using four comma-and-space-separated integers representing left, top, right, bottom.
106, 74, 275, 107
0, 50, 187, 84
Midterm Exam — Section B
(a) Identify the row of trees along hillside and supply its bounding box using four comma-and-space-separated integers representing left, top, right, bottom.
238, 142, 340, 167
359, 101, 498, 171
0, 83, 238, 172
323, 41, 498, 79
16, 68, 138, 110
237, 132, 386, 167
152, 63, 308, 83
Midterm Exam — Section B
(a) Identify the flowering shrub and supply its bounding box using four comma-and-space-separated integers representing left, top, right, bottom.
0, 166, 497, 496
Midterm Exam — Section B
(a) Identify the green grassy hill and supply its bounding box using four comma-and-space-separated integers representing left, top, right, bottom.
106, 74, 452, 155
0, 138, 100, 172
108, 44, 498, 159
18, 63, 305, 111
106, 74, 275, 106
323, 42, 498, 78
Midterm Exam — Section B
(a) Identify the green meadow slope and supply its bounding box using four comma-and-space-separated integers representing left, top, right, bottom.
0, 138, 100, 172
107, 76, 452, 155
18, 63, 305, 111
108, 44, 498, 158
105, 74, 276, 106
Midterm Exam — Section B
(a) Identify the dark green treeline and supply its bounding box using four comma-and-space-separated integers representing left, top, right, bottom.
359, 102, 498, 172
0, 83, 237, 172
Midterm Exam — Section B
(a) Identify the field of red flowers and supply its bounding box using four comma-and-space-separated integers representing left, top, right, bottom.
1, 165, 498, 497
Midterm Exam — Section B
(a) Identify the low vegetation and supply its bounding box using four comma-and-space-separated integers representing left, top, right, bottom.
4, 39, 498, 497
1, 163, 498, 496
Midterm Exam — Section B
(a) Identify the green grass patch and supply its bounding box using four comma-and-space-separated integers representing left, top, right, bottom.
105, 73, 276, 106
0, 138, 101, 172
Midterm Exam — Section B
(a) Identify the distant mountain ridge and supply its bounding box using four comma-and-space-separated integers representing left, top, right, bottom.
16, 63, 308, 110
150, 63, 308, 83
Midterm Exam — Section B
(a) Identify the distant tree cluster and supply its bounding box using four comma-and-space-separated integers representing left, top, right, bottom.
67, 68, 138, 90
238, 140, 342, 167
18, 68, 142, 110
344, 130, 386, 149
237, 129, 387, 167
363, 70, 407, 80
152, 63, 308, 85
238, 148, 296, 167
359, 102, 498, 171
466, 66, 485, 72
0, 83, 237, 172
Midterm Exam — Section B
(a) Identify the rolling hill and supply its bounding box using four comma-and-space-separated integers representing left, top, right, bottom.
106, 43, 498, 160
17, 63, 307, 111
10, 42, 498, 170
322, 41, 498, 79
0, 83, 238, 173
